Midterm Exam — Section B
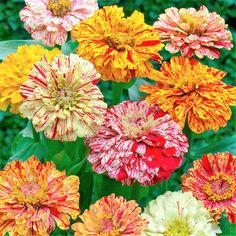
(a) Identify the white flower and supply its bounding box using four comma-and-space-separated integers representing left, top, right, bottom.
141, 191, 221, 236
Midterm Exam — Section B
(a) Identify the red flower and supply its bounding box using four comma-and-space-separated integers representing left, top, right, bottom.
86, 101, 188, 186
182, 152, 236, 223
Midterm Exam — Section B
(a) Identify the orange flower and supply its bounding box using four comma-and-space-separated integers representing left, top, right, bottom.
0, 156, 80, 235
140, 56, 236, 133
72, 194, 148, 235
182, 152, 236, 223
72, 5, 163, 82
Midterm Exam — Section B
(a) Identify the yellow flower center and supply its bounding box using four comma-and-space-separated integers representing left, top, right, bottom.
203, 172, 236, 202
48, 0, 72, 17
13, 181, 47, 205
104, 32, 134, 51
47, 74, 85, 113
164, 219, 191, 236
180, 13, 207, 35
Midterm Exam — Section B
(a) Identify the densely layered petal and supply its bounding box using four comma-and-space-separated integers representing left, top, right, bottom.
72, 5, 163, 82
72, 194, 147, 235
142, 191, 221, 236
85, 101, 188, 186
154, 5, 233, 59
140, 56, 236, 133
20, 0, 98, 46
0, 45, 60, 113
19, 54, 107, 141
0, 156, 80, 236
182, 152, 236, 223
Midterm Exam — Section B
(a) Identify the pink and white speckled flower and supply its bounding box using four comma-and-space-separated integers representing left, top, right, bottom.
85, 101, 188, 186
154, 5, 233, 59
20, 0, 98, 46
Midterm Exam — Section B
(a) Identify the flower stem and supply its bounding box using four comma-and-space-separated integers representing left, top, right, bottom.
183, 123, 194, 160
112, 81, 124, 105
30, 121, 40, 143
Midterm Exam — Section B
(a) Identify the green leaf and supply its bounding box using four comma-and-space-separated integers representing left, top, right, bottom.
67, 158, 86, 175
192, 134, 236, 158
93, 174, 149, 203
49, 150, 73, 171
61, 40, 79, 55
219, 215, 236, 235
0, 40, 44, 60
9, 122, 46, 162
98, 0, 120, 6
123, 78, 137, 89
128, 78, 149, 101
79, 163, 94, 212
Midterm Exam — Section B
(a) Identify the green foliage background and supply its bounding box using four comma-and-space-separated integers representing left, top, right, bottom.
0, 0, 236, 235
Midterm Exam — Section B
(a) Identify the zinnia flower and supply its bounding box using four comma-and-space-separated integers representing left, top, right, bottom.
141, 191, 221, 236
20, 0, 98, 46
0, 156, 80, 236
20, 54, 107, 141
72, 193, 147, 235
0, 45, 60, 113
72, 5, 163, 82
154, 5, 233, 59
85, 100, 188, 186
140, 56, 236, 133
182, 152, 236, 223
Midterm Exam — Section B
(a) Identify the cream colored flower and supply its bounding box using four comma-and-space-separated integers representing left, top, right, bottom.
142, 191, 221, 236
20, 54, 107, 141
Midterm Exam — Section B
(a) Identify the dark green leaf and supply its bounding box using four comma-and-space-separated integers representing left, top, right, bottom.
67, 158, 86, 175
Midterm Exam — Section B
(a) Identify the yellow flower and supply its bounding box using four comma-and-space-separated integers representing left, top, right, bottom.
0, 45, 60, 113
72, 5, 163, 82
0, 156, 80, 236
140, 56, 236, 133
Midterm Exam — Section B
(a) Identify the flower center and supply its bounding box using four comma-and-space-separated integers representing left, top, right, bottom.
164, 219, 191, 236
121, 110, 160, 139
180, 13, 207, 35
104, 32, 134, 51
98, 214, 121, 236
13, 181, 47, 205
203, 172, 236, 202
47, 75, 83, 112
48, 0, 72, 17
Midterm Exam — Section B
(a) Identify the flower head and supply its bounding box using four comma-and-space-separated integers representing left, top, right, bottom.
0, 45, 60, 113
140, 56, 236, 133
20, 54, 107, 141
182, 152, 236, 223
141, 191, 221, 236
85, 101, 188, 186
72, 5, 163, 82
72, 194, 147, 235
20, 0, 98, 46
0, 156, 80, 236
154, 5, 233, 59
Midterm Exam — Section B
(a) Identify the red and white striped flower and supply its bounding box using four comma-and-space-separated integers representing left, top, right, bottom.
182, 152, 236, 223
20, 54, 107, 141
85, 101, 188, 186
20, 0, 98, 46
